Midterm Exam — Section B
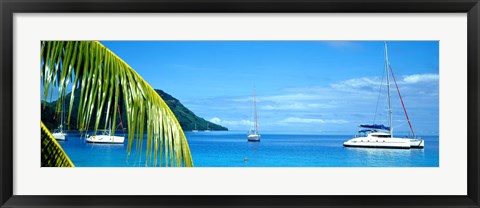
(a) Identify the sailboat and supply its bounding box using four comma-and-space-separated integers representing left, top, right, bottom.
52, 124, 67, 141
86, 121, 125, 144
247, 88, 260, 142
204, 123, 210, 132
52, 101, 67, 141
343, 42, 424, 149
192, 122, 199, 132
86, 106, 125, 144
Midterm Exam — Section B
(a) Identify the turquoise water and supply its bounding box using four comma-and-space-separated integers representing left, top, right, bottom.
58, 131, 439, 167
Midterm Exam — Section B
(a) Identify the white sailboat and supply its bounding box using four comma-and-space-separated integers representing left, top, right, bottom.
343, 42, 424, 149
192, 122, 199, 132
52, 102, 67, 141
247, 88, 260, 142
204, 123, 210, 132
86, 118, 125, 144
52, 124, 67, 141
86, 129, 125, 144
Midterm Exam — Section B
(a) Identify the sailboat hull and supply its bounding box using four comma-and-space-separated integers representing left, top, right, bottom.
86, 135, 125, 144
247, 134, 260, 142
52, 132, 66, 141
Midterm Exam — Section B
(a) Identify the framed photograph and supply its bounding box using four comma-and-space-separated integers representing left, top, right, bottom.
1, 0, 479, 207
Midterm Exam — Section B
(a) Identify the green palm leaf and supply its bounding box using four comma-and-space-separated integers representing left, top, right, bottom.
41, 41, 193, 167
41, 122, 74, 167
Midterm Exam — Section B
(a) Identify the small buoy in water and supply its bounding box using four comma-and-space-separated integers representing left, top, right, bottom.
244, 157, 248, 162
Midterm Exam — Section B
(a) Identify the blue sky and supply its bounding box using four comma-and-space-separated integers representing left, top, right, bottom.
101, 41, 439, 135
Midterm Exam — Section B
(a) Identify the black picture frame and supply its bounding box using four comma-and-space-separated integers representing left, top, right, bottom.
1, 0, 479, 207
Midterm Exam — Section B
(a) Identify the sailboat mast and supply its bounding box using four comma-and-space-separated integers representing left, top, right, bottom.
108, 116, 112, 135
61, 100, 64, 131
253, 88, 258, 134
384, 42, 393, 137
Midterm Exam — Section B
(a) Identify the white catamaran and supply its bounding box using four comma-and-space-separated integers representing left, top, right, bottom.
247, 88, 260, 142
343, 42, 424, 149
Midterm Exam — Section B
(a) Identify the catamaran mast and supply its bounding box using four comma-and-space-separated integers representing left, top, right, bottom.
384, 42, 393, 137
253, 87, 258, 134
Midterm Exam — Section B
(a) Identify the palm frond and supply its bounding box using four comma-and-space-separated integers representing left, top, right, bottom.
41, 122, 74, 167
41, 41, 193, 167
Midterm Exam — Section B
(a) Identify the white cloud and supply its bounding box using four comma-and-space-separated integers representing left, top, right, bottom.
262, 103, 333, 110
279, 117, 348, 124
330, 77, 381, 89
209, 117, 222, 125
209, 117, 253, 128
232, 93, 319, 103
232, 93, 337, 112
402, 73, 439, 84
330, 73, 439, 92
260, 94, 320, 102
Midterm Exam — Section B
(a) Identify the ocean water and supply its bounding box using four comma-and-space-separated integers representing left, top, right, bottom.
58, 131, 439, 167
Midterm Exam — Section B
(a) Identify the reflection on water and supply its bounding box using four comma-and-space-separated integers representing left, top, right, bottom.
346, 147, 424, 156
343, 147, 426, 167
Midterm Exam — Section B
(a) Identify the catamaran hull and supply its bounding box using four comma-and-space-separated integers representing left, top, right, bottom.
248, 135, 260, 142
343, 137, 411, 149
343, 142, 411, 149
86, 135, 125, 144
343, 143, 410, 149
409, 139, 424, 148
